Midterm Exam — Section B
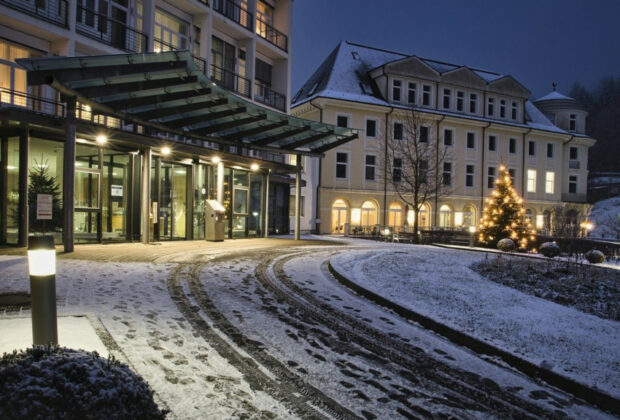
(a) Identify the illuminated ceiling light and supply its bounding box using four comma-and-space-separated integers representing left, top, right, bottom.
95, 134, 107, 145
76, 138, 89, 144
250, 163, 259, 171
161, 146, 171, 156
211, 156, 221, 164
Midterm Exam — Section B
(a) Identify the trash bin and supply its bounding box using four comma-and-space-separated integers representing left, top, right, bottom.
205, 199, 225, 241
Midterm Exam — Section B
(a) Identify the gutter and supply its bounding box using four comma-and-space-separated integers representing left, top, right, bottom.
309, 100, 324, 234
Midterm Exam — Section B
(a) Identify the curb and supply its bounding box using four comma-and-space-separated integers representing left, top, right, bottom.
327, 260, 620, 416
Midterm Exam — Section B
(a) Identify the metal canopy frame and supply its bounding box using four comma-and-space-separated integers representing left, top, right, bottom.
18, 51, 358, 157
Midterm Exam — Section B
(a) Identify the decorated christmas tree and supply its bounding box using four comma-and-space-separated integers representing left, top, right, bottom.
478, 165, 536, 250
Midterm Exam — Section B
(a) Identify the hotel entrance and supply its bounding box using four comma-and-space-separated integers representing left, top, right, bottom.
155, 162, 189, 241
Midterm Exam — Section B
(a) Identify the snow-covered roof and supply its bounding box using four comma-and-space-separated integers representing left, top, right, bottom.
535, 91, 576, 102
292, 41, 573, 135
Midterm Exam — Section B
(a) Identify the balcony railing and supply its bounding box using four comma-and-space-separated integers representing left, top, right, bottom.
0, 0, 68, 28
76, 7, 147, 53
210, 65, 251, 98
256, 18, 288, 52
213, 0, 252, 31
254, 81, 286, 112
153, 38, 207, 73
0, 88, 65, 117
569, 160, 580, 169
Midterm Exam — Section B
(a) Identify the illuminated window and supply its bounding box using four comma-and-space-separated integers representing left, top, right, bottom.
527, 169, 537, 192
388, 202, 402, 228
154, 9, 188, 52
545, 171, 555, 194
361, 201, 378, 227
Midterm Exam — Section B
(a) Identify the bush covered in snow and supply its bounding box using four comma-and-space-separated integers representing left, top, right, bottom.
585, 249, 605, 264
497, 238, 515, 252
539, 242, 561, 258
0, 346, 167, 420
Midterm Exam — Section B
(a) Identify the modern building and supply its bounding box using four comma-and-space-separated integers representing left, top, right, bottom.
292, 41, 595, 235
0, 0, 357, 250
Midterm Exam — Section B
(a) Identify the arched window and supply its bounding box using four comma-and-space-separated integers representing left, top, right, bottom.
388, 202, 402, 229
439, 205, 452, 228
331, 199, 348, 234
360, 200, 378, 227
462, 205, 476, 227
418, 204, 430, 228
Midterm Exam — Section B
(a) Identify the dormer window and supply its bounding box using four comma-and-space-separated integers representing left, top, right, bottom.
569, 114, 577, 132
407, 82, 417, 104
392, 79, 402, 102
487, 97, 495, 117
456, 91, 464, 111
511, 101, 518, 120
469, 93, 477, 113
422, 85, 431, 106
500, 99, 506, 118
443, 88, 451, 109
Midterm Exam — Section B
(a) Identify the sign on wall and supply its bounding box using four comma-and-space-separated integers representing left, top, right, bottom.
36, 194, 53, 220
111, 185, 123, 197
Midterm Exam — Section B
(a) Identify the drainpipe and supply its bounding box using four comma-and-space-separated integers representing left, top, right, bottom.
383, 105, 395, 226
434, 115, 446, 227
521, 128, 532, 197
309, 100, 323, 233
480, 122, 491, 220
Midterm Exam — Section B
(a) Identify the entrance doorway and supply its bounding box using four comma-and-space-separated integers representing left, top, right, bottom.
331, 199, 348, 234
158, 162, 188, 240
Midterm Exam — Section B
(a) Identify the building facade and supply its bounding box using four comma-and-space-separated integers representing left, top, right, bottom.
0, 0, 357, 249
292, 41, 595, 235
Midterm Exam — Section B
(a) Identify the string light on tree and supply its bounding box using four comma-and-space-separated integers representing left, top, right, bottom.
478, 164, 535, 250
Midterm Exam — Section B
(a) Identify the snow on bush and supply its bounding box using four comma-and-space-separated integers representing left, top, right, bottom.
497, 238, 515, 252
0, 346, 167, 420
539, 242, 561, 258
585, 249, 605, 264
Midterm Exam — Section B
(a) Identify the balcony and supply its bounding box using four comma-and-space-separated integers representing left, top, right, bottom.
256, 18, 288, 52
569, 160, 580, 169
76, 7, 147, 53
0, 0, 68, 28
0, 88, 65, 117
153, 38, 207, 73
213, 0, 252, 31
562, 192, 587, 203
254, 81, 286, 112
210, 65, 251, 98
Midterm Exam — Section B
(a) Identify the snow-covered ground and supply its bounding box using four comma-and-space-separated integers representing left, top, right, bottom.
331, 245, 620, 399
590, 195, 620, 240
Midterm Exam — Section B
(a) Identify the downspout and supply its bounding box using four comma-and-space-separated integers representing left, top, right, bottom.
434, 115, 446, 227
480, 122, 491, 220
309, 100, 323, 233
383, 105, 395, 226
521, 128, 532, 197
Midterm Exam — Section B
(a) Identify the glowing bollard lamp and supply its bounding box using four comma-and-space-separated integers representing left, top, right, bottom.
28, 236, 58, 345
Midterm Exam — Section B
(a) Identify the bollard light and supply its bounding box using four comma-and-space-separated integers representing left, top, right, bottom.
468, 226, 476, 247
28, 235, 58, 346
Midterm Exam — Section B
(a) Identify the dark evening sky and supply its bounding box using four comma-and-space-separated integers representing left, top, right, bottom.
291, 0, 620, 100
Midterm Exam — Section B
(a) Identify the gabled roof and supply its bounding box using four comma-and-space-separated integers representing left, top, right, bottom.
18, 51, 358, 157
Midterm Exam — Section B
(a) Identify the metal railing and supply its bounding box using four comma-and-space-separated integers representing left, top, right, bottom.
254, 81, 286, 112
210, 64, 251, 98
152, 38, 206, 73
0, 0, 68, 27
255, 17, 288, 52
76, 6, 147, 53
0, 88, 65, 117
213, 0, 252, 31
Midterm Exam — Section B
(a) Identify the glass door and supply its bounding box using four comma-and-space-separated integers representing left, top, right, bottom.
74, 144, 102, 243
159, 162, 188, 240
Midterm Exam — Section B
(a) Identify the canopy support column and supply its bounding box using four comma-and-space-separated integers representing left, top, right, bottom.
263, 170, 270, 238
294, 154, 301, 241
63, 99, 76, 252
141, 147, 152, 244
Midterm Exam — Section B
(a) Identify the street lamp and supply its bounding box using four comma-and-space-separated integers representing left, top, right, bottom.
27, 235, 58, 346
580, 221, 594, 238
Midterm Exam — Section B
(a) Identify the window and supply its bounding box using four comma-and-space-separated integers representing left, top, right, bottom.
443, 129, 453, 146
466, 132, 475, 149
419, 126, 429, 143
443, 162, 452, 186
256, 0, 274, 37
508, 168, 516, 184
419, 160, 428, 183
255, 58, 272, 86
500, 99, 506, 118
154, 9, 189, 51
365, 155, 376, 181
289, 196, 305, 217
407, 82, 417, 104
569, 175, 578, 194
487, 166, 496, 188
547, 143, 554, 158
211, 36, 236, 87
569, 114, 577, 131
488, 135, 497, 152
392, 79, 402, 102
545, 171, 555, 194
393, 122, 403, 140
337, 115, 349, 128
511, 101, 518, 120
422, 85, 431, 106
0, 39, 36, 106
487, 97, 495, 116
466, 165, 474, 187
469, 93, 477, 113
509, 138, 516, 154
366, 119, 377, 138
336, 152, 348, 179
456, 91, 464, 111
569, 146, 578, 160
393, 158, 402, 183
528, 140, 536, 156
443, 88, 451, 109
527, 169, 536, 192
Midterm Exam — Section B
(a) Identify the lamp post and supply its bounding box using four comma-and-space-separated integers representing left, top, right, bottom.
28, 235, 58, 345
468, 226, 476, 247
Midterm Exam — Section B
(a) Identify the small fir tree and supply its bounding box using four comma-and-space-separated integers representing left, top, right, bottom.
478, 165, 536, 250
28, 158, 63, 233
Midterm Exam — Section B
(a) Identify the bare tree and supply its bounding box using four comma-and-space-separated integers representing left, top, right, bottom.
382, 107, 448, 242
548, 204, 591, 238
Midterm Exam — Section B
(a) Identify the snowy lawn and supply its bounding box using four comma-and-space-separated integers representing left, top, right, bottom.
331, 245, 620, 399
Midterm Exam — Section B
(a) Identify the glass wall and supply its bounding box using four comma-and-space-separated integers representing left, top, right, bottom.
102, 152, 130, 241
5, 137, 20, 244
249, 173, 263, 237
193, 163, 207, 239
159, 162, 188, 240
232, 169, 248, 238
74, 143, 101, 243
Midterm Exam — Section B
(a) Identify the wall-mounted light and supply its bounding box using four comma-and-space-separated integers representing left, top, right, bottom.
95, 134, 107, 145
250, 163, 259, 171
212, 156, 221, 164
161, 146, 171, 156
